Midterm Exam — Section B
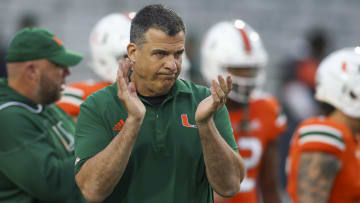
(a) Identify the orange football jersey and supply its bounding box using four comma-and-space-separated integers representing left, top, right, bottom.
287, 117, 360, 203
56, 81, 111, 117
218, 92, 287, 203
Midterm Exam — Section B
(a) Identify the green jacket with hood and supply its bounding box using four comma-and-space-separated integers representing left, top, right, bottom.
0, 79, 86, 203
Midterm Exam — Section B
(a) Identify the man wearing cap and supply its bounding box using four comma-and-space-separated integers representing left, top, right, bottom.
0, 27, 87, 203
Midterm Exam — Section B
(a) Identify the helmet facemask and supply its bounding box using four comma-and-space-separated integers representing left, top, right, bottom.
226, 66, 265, 103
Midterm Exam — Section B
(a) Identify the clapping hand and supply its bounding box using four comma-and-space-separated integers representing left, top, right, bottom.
195, 75, 232, 124
116, 58, 146, 120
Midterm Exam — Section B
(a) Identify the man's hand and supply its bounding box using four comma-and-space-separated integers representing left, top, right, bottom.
195, 75, 232, 124
117, 58, 146, 120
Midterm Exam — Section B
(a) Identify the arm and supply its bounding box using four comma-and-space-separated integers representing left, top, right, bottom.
259, 139, 282, 203
76, 117, 143, 203
213, 192, 228, 202
0, 114, 79, 202
75, 59, 146, 203
196, 76, 246, 197
198, 118, 245, 197
297, 152, 341, 203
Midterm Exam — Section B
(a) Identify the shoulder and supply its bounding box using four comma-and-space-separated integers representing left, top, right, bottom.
295, 117, 347, 154
297, 117, 346, 139
0, 103, 43, 153
0, 101, 42, 116
79, 83, 119, 118
251, 91, 282, 114
175, 79, 210, 102
82, 83, 117, 106
250, 91, 287, 138
176, 79, 209, 93
0, 104, 28, 122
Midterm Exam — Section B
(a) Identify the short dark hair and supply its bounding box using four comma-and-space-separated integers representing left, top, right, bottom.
130, 4, 186, 45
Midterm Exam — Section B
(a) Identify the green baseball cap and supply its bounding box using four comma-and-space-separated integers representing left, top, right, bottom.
5, 27, 83, 67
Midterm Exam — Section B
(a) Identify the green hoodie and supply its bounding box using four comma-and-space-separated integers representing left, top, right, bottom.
0, 79, 86, 203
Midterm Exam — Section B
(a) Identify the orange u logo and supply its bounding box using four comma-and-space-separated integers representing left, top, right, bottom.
181, 114, 197, 128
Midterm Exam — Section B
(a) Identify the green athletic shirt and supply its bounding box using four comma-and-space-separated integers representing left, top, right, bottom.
75, 79, 238, 203
0, 79, 87, 203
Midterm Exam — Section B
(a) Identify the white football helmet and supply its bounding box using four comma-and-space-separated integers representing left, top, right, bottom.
201, 20, 268, 102
315, 47, 360, 118
89, 13, 134, 82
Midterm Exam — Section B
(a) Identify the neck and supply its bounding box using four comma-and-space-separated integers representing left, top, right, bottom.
226, 98, 248, 112
130, 73, 150, 96
328, 110, 360, 135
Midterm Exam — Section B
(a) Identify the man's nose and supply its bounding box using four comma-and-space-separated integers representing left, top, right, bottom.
164, 55, 177, 71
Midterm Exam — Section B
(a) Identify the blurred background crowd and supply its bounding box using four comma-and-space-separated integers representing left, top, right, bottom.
1, 0, 359, 202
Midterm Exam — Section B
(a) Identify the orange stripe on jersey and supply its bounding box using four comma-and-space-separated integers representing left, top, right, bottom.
287, 116, 360, 203
296, 123, 345, 156
57, 81, 111, 117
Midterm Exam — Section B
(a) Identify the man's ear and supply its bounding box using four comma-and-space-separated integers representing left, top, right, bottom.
127, 43, 137, 64
24, 61, 41, 81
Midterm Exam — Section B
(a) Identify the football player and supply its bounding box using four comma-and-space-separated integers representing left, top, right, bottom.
286, 47, 360, 203
56, 13, 132, 120
57, 12, 191, 120
201, 19, 287, 203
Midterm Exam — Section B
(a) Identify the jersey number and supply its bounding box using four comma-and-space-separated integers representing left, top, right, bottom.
238, 137, 262, 192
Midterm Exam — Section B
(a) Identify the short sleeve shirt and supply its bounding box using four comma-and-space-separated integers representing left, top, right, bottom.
75, 79, 237, 203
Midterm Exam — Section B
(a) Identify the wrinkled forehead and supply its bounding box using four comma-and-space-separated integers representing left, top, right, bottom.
142, 28, 185, 50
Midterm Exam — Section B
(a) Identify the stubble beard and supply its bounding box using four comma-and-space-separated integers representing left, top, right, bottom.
38, 74, 61, 105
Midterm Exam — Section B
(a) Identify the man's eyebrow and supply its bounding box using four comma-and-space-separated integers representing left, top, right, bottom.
175, 49, 184, 55
151, 49, 169, 55
150, 48, 184, 55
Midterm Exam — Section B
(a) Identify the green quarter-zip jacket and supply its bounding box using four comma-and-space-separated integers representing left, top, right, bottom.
75, 79, 238, 203
0, 79, 87, 203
